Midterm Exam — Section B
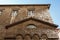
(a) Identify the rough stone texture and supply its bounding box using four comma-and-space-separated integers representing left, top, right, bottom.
0, 4, 58, 40
5, 20, 58, 37
0, 5, 53, 26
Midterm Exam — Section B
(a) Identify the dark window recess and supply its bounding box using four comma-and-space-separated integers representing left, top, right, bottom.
4, 37, 16, 40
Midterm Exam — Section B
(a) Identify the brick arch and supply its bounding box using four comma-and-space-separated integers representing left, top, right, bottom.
16, 34, 23, 40
24, 34, 31, 40
40, 34, 48, 40
32, 34, 40, 40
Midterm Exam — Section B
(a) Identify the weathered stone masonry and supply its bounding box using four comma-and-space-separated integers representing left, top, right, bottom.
0, 4, 58, 40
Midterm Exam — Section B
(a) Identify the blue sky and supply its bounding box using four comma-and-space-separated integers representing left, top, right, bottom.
0, 0, 60, 28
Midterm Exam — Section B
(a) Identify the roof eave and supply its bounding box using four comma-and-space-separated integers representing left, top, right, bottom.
5, 17, 58, 29
0, 4, 50, 9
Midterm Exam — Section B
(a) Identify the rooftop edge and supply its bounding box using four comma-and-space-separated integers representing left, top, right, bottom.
0, 4, 50, 9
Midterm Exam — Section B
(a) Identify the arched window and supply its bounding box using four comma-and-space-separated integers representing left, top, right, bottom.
27, 24, 36, 29
40, 34, 48, 40
16, 34, 23, 40
24, 34, 31, 40
32, 34, 39, 40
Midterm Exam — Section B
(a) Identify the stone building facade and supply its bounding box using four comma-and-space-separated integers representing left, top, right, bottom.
55, 29, 60, 40
0, 4, 58, 40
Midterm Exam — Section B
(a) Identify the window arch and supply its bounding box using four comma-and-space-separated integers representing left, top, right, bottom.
32, 34, 40, 40
16, 34, 23, 40
40, 34, 48, 40
26, 24, 36, 29
24, 34, 31, 40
